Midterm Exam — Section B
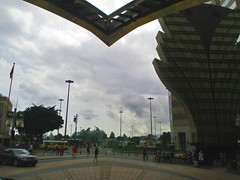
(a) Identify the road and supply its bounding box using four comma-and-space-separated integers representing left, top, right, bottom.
0, 149, 240, 180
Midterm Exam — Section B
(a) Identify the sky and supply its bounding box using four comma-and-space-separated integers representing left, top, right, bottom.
0, 0, 170, 137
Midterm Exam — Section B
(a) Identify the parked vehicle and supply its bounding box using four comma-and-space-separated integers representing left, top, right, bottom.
0, 148, 38, 167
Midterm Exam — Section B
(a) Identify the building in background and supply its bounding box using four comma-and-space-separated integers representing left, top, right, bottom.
0, 94, 12, 145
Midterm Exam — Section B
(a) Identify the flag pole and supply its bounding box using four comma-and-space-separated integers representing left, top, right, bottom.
1, 63, 15, 148
8, 63, 15, 100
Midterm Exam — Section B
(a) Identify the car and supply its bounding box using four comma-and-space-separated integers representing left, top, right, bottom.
0, 148, 38, 167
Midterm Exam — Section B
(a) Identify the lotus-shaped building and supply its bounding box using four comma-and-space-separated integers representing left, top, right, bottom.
153, 4, 240, 155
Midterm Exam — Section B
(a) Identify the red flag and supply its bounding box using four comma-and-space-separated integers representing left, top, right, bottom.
10, 63, 15, 79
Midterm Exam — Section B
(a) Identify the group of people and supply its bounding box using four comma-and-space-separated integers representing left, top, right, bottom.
71, 144, 99, 161
42, 144, 65, 156
42, 143, 99, 161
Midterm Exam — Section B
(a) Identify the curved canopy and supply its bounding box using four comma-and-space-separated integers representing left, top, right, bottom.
23, 0, 208, 46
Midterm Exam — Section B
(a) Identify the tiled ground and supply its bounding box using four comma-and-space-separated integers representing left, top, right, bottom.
1, 153, 239, 180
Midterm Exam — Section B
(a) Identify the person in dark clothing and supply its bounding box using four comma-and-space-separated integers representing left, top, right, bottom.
87, 144, 90, 155
143, 146, 148, 160
93, 146, 99, 162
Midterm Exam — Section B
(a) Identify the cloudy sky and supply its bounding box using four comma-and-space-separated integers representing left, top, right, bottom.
0, 0, 170, 137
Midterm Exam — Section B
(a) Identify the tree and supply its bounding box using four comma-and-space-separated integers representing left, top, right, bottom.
160, 132, 171, 145
109, 131, 115, 138
18, 104, 63, 144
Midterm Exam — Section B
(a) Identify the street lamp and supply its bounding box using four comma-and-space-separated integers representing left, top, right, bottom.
70, 124, 73, 136
119, 111, 123, 137
159, 121, 162, 138
131, 125, 133, 137
154, 116, 157, 137
74, 114, 78, 143
57, 98, 64, 134
64, 80, 74, 138
147, 97, 154, 135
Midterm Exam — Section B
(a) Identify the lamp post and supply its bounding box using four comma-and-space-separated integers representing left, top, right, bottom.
154, 116, 157, 137
119, 111, 123, 137
131, 125, 133, 137
159, 121, 162, 138
74, 114, 78, 143
57, 98, 64, 135
147, 97, 154, 135
70, 124, 73, 136
64, 80, 74, 138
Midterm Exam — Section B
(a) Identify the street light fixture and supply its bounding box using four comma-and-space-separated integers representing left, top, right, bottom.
70, 124, 73, 136
57, 98, 64, 134
119, 111, 123, 137
74, 114, 78, 143
131, 125, 133, 137
159, 121, 162, 138
64, 80, 74, 138
147, 97, 154, 135
154, 116, 157, 137
58, 98, 64, 116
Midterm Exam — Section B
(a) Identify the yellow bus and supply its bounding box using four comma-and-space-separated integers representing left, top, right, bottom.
40, 140, 69, 149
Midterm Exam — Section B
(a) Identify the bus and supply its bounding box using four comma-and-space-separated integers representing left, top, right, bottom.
40, 140, 69, 150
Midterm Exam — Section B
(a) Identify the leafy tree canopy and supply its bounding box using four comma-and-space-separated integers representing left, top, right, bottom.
160, 132, 171, 145
19, 104, 63, 138
109, 131, 115, 138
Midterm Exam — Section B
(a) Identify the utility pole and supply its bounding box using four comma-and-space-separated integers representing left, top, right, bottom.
147, 97, 154, 135
64, 80, 74, 138
74, 114, 78, 143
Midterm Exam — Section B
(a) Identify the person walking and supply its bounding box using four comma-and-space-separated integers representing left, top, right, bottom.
143, 146, 148, 160
198, 150, 204, 166
87, 144, 90, 155
59, 145, 64, 156
43, 144, 48, 156
72, 144, 78, 158
93, 146, 99, 162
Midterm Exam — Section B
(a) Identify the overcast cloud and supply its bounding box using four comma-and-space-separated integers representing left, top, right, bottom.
0, 0, 170, 137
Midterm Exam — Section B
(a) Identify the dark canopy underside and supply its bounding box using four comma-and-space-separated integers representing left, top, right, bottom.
23, 0, 208, 46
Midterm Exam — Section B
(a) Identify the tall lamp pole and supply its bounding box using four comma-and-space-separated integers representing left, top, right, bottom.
64, 80, 74, 138
58, 98, 64, 134
70, 124, 73, 136
147, 97, 154, 135
119, 111, 123, 137
74, 114, 78, 143
131, 125, 133, 137
154, 116, 157, 137
159, 121, 162, 138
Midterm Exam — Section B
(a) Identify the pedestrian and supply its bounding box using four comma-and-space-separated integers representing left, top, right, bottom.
55, 144, 59, 155
93, 146, 99, 162
143, 146, 148, 160
59, 145, 64, 156
198, 150, 204, 166
87, 144, 90, 155
43, 144, 48, 156
72, 144, 78, 157
29, 144, 34, 155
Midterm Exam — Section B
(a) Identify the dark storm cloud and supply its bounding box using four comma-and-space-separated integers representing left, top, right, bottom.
80, 109, 98, 121
120, 93, 147, 117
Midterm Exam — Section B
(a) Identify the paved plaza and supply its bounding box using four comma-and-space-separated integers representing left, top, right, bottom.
0, 150, 239, 180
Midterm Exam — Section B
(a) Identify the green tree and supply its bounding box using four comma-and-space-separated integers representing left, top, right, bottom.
109, 131, 115, 138
18, 104, 63, 144
160, 132, 171, 145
